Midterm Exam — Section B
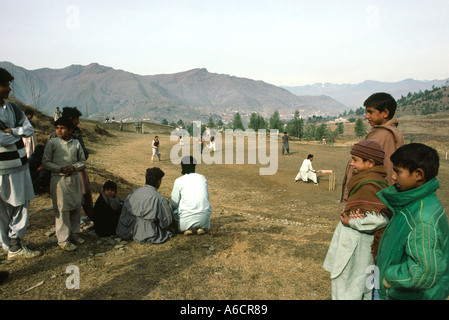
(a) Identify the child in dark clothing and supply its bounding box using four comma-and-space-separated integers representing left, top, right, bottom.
28, 144, 51, 194
92, 180, 123, 237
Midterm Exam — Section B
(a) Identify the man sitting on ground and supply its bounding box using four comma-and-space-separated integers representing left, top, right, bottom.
171, 156, 212, 235
116, 167, 174, 244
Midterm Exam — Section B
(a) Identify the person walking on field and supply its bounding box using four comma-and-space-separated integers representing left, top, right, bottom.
281, 132, 290, 155
151, 136, 161, 162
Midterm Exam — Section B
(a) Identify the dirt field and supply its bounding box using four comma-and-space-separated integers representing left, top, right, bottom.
1, 121, 448, 302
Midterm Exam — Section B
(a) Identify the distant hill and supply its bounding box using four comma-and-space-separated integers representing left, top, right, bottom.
283, 78, 449, 109
396, 84, 449, 116
0, 61, 344, 123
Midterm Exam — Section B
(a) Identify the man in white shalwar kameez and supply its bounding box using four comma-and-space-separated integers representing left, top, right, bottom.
295, 154, 318, 185
0, 68, 40, 260
171, 156, 212, 235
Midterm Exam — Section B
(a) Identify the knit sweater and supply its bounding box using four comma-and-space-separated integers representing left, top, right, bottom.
0, 102, 33, 174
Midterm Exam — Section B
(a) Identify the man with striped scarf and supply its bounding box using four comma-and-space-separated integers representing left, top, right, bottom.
0, 67, 41, 260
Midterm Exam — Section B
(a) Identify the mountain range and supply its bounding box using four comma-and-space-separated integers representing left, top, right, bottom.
0, 61, 343, 123
283, 78, 449, 108
1, 61, 448, 123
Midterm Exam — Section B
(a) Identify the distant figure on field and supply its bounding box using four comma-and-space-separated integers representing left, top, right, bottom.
341, 92, 404, 202
295, 154, 318, 185
22, 109, 37, 158
54, 107, 62, 121
116, 168, 174, 244
151, 135, 161, 162
281, 132, 290, 155
171, 156, 212, 235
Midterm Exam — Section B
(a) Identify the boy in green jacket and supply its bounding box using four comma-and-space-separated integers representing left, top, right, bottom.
375, 143, 449, 300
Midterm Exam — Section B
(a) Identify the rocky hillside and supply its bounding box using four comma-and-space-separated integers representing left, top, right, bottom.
0, 61, 344, 123
396, 84, 449, 116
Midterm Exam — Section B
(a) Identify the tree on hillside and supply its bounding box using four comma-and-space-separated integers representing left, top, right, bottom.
216, 119, 224, 128
285, 110, 304, 138
248, 112, 267, 131
269, 110, 284, 132
177, 119, 185, 128
161, 119, 168, 125
207, 116, 215, 128
232, 112, 244, 130
354, 118, 367, 138
336, 122, 344, 135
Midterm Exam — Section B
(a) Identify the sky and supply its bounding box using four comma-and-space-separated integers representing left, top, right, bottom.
3, 0, 449, 86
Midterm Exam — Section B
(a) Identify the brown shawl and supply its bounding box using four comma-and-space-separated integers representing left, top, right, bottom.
344, 165, 392, 259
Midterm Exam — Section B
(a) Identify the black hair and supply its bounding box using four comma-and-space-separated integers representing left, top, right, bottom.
103, 180, 117, 191
181, 156, 197, 174
145, 167, 165, 187
390, 143, 439, 181
363, 92, 397, 119
62, 107, 82, 119
307, 154, 314, 159
25, 109, 34, 116
54, 117, 74, 129
0, 68, 14, 83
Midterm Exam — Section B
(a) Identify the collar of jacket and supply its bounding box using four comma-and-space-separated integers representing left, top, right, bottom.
377, 177, 439, 210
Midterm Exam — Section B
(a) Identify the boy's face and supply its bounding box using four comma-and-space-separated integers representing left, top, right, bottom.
0, 82, 12, 101
72, 117, 80, 127
350, 155, 373, 174
392, 165, 424, 192
103, 188, 116, 198
55, 124, 73, 140
365, 106, 389, 127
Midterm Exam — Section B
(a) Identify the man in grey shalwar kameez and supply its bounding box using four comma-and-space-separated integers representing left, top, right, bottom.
116, 167, 173, 244
0, 68, 40, 260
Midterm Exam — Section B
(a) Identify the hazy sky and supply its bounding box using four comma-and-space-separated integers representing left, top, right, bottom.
3, 0, 449, 86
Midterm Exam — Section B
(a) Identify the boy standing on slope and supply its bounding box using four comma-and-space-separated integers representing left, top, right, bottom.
375, 143, 449, 300
0, 67, 41, 260
323, 140, 390, 300
341, 92, 404, 202
43, 117, 86, 251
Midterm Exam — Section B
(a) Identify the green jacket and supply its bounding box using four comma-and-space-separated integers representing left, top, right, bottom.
376, 178, 449, 300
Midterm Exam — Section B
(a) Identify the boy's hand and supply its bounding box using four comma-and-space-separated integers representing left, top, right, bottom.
61, 165, 75, 176
2, 128, 13, 134
340, 212, 351, 226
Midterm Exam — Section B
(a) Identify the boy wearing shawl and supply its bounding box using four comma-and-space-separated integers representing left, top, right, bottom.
323, 140, 391, 300
92, 180, 123, 237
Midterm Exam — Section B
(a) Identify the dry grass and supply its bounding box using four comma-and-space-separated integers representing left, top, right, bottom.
0, 110, 448, 303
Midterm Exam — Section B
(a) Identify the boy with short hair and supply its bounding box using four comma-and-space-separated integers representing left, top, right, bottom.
92, 180, 123, 237
323, 140, 390, 300
375, 143, 449, 300
341, 92, 404, 202
43, 117, 86, 251
0, 67, 41, 260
